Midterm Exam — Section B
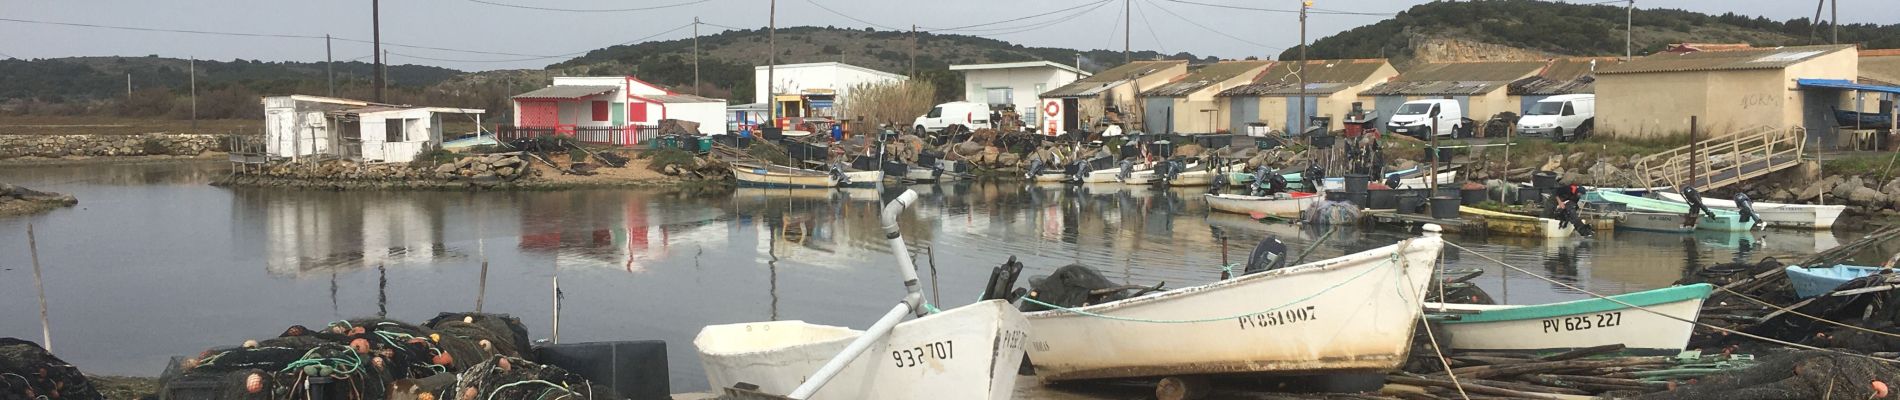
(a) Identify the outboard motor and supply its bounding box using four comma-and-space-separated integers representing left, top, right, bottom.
1383, 172, 1402, 189
1070, 159, 1090, 182
979, 257, 1028, 302
1302, 164, 1325, 193
1243, 236, 1288, 276
1210, 171, 1230, 195
1681, 186, 1718, 223
828, 163, 851, 186
1161, 158, 1186, 184
1025, 158, 1046, 179
1734, 192, 1763, 230
1117, 159, 1136, 181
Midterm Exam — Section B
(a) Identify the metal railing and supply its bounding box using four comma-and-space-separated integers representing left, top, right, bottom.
1633, 125, 1806, 191
498, 125, 645, 146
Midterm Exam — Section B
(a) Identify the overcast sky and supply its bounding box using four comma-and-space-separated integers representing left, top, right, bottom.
0, 0, 1889, 71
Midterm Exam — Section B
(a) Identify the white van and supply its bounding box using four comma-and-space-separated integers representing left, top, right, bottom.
913, 102, 993, 133
1517, 94, 1595, 141
1386, 99, 1463, 139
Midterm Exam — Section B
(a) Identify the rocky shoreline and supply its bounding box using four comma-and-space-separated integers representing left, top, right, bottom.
0, 183, 77, 217
213, 151, 685, 190
0, 133, 221, 158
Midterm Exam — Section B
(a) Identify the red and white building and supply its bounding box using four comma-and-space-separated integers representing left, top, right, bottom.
509, 76, 728, 146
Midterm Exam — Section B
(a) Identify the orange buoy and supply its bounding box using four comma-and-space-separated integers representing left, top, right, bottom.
433, 352, 454, 366
1874, 380, 1890, 398
429, 333, 441, 342
497, 358, 512, 372
245, 373, 264, 393
351, 338, 371, 354
349, 326, 366, 336
330, 325, 347, 334
418, 393, 436, 400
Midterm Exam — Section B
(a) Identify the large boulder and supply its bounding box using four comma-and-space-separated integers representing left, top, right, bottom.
1833, 175, 1866, 199
1848, 186, 1887, 207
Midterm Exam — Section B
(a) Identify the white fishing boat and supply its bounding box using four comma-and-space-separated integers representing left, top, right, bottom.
1460, 206, 1576, 238
1122, 161, 1202, 185
1203, 192, 1324, 218
840, 170, 883, 188
1022, 227, 1444, 382
1320, 170, 1459, 191
1425, 284, 1712, 355
1030, 172, 1069, 182
1169, 162, 1250, 187
694, 190, 1029, 399
1654, 192, 1844, 229
731, 164, 838, 188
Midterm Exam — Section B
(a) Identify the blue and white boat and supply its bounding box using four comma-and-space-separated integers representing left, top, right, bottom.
1785, 264, 1887, 299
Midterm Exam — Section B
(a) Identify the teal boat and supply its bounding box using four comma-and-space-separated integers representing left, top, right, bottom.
1785, 264, 1886, 299
1426, 284, 1713, 355
1586, 191, 1752, 232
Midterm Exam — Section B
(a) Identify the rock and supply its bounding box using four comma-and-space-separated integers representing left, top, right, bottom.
1174, 144, 1205, 158
1767, 188, 1797, 203
496, 167, 515, 177
1834, 176, 1865, 199
1849, 186, 1887, 206
435, 163, 459, 173
1586, 162, 1621, 186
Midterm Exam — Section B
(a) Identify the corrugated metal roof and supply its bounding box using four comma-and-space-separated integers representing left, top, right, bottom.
1598, 44, 1853, 75
513, 85, 619, 99
1862, 55, 1900, 88
1041, 60, 1187, 98
1218, 82, 1354, 97
1361, 61, 1544, 96
1218, 59, 1390, 97
1508, 58, 1619, 95
644, 94, 723, 103
1139, 60, 1273, 97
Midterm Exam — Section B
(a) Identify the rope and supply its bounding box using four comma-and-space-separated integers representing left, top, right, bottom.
1419, 313, 1471, 400
1445, 241, 1900, 366
1020, 241, 1407, 323
1713, 285, 1900, 341
488, 380, 576, 400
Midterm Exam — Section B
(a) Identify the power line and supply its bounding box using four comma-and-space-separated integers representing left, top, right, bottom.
804, 0, 905, 31
1103, 1, 1126, 51
1163, 0, 1392, 16
924, 0, 1111, 32
389, 22, 696, 64
699, 21, 748, 31
461, 0, 713, 12
0, 17, 556, 58
1144, 0, 1280, 50
934, 0, 1112, 33
958, 1, 1116, 38
1132, 0, 1167, 54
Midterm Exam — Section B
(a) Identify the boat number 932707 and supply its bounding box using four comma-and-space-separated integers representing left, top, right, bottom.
1542, 312, 1621, 333
892, 340, 952, 368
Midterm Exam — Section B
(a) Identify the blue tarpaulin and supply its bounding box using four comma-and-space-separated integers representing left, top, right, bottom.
1797, 78, 1900, 95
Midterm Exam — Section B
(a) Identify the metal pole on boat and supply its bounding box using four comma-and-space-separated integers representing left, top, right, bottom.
29, 224, 51, 351
787, 190, 925, 399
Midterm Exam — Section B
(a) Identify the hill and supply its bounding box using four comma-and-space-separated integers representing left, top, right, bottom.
1283, 0, 1900, 65
0, 56, 465, 101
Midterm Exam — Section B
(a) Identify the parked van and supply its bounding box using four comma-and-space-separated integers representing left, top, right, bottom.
914, 102, 993, 134
1517, 94, 1595, 141
1386, 99, 1464, 139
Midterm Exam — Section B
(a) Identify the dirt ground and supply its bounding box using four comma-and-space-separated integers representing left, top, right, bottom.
522, 151, 680, 188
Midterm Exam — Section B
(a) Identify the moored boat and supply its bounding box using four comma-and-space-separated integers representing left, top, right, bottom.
1785, 264, 1887, 299
1168, 162, 1250, 187
1654, 192, 1844, 229
1600, 209, 1694, 233
1425, 284, 1712, 355
1459, 206, 1576, 238
1020, 226, 1445, 382
730, 163, 838, 188
1590, 191, 1752, 232
1204, 192, 1324, 218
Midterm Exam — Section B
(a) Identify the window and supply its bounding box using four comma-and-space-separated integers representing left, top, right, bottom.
591, 101, 610, 122
1395, 103, 1433, 115
1560, 103, 1575, 116
384, 118, 407, 142
926, 106, 943, 118
630, 102, 648, 122
1526, 102, 1563, 116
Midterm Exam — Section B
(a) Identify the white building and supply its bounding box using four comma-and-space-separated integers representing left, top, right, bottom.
950, 61, 1089, 125
752, 62, 906, 105
260, 95, 483, 163
511, 76, 728, 145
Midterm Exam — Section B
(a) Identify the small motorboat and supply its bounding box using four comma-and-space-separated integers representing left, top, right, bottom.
1167, 162, 1249, 187
1459, 206, 1576, 238
1426, 284, 1712, 355
1589, 191, 1752, 232
1654, 192, 1845, 230
1204, 192, 1324, 218
1019, 226, 1445, 382
694, 191, 1030, 399
1785, 264, 1888, 299
730, 163, 839, 188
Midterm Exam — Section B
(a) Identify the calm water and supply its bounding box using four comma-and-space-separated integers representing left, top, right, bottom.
0, 162, 1856, 391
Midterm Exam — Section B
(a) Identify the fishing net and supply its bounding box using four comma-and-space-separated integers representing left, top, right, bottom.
1302, 200, 1362, 225
1643, 350, 1900, 400
1738, 272, 1900, 347
1019, 264, 1161, 312
442, 356, 615, 400
0, 338, 103, 400
425, 313, 533, 360
165, 317, 522, 400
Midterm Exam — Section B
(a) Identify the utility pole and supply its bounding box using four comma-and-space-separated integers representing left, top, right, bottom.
1830, 0, 1838, 44
126, 73, 131, 97
382, 49, 389, 94
692, 18, 702, 96
910, 25, 918, 76
768, 0, 777, 126
372, 0, 384, 102
1123, 0, 1131, 64
326, 34, 335, 97
189, 57, 197, 130
1625, 0, 1633, 60
1298, 0, 1309, 136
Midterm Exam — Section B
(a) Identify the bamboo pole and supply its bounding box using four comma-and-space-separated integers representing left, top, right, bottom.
29, 224, 51, 351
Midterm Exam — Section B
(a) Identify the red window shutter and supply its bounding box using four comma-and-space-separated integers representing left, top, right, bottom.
630, 101, 648, 122
592, 101, 610, 121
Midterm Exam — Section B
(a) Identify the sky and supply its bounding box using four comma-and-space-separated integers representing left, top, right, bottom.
0, 0, 1890, 72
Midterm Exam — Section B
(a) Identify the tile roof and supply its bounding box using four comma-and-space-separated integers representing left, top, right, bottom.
513, 85, 619, 100
1362, 61, 1545, 96
1509, 57, 1620, 95
1040, 60, 1187, 97
1597, 44, 1854, 74
1139, 60, 1273, 97
1218, 59, 1390, 97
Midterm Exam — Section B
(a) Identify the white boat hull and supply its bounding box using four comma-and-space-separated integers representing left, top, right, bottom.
1425, 292, 1706, 355
695, 300, 1030, 399
841, 170, 883, 187
1031, 173, 1069, 182
732, 166, 838, 188
1323, 171, 1458, 191
1204, 192, 1324, 218
1169, 163, 1250, 187
1023, 235, 1443, 381
1654, 192, 1844, 229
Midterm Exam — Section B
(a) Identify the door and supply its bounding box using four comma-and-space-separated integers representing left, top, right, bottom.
611, 102, 627, 127
1062, 98, 1080, 134
1230, 97, 1260, 134
1451, 96, 1471, 119
1283, 96, 1319, 133
1144, 97, 1173, 134
1374, 96, 1405, 128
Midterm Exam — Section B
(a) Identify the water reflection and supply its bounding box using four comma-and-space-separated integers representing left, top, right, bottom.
0, 162, 1866, 392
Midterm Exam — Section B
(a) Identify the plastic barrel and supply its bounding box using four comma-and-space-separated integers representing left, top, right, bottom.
1532, 171, 1560, 189
1461, 187, 1485, 205
698, 137, 712, 152
1325, 190, 1350, 202
1349, 192, 1369, 209
1344, 173, 1371, 193
1397, 193, 1425, 215
1369, 189, 1398, 209
1430, 196, 1461, 220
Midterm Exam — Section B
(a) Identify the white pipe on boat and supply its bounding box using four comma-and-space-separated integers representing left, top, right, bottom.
787, 189, 924, 399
